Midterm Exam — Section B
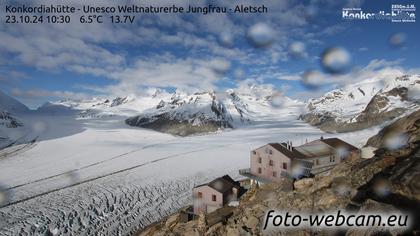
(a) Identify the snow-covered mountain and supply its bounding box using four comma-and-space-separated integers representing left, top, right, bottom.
126, 91, 240, 136
37, 89, 173, 118
0, 90, 29, 114
32, 85, 301, 136
124, 86, 303, 136
300, 74, 420, 132
0, 90, 29, 148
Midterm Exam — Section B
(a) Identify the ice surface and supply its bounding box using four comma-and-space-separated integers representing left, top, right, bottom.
0, 90, 377, 235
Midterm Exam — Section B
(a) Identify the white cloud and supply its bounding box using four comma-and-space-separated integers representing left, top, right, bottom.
92, 55, 230, 95
11, 88, 89, 100
286, 58, 413, 101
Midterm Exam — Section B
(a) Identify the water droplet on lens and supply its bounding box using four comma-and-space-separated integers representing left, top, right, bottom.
247, 23, 274, 48
389, 33, 406, 48
213, 181, 224, 190
219, 31, 234, 47
288, 41, 306, 59
209, 58, 231, 75
305, 5, 318, 19
32, 121, 47, 134
384, 132, 408, 150
335, 146, 350, 160
407, 86, 420, 101
65, 171, 80, 185
0, 184, 11, 206
270, 92, 285, 108
291, 162, 305, 178
332, 177, 351, 197
301, 70, 324, 90
234, 69, 245, 80
373, 178, 392, 197
321, 47, 351, 74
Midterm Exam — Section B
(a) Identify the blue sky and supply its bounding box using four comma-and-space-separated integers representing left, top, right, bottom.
0, 0, 419, 108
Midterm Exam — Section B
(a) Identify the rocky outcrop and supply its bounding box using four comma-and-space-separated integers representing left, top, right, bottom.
301, 75, 419, 133
125, 92, 236, 136
366, 109, 420, 149
0, 111, 23, 128
138, 109, 420, 235
125, 112, 232, 137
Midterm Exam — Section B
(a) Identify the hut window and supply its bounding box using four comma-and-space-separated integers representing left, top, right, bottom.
258, 167, 262, 174
197, 192, 203, 198
269, 160, 274, 166
212, 195, 217, 202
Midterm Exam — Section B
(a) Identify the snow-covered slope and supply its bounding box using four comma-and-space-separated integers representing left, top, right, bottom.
0, 90, 29, 148
33, 86, 301, 136
301, 74, 420, 132
36, 89, 173, 118
0, 98, 371, 236
0, 90, 29, 114
125, 86, 302, 136
0, 85, 381, 236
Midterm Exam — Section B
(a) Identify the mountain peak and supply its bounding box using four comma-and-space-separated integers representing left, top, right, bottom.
0, 90, 29, 114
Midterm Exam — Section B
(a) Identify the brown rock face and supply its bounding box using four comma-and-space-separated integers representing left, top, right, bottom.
293, 178, 314, 191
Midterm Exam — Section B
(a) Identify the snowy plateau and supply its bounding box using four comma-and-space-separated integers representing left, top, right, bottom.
0, 75, 419, 235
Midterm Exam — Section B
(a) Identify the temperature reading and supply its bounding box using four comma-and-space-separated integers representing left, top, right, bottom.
80, 15, 103, 23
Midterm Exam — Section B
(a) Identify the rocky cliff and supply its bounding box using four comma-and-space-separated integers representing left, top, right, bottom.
138, 109, 420, 235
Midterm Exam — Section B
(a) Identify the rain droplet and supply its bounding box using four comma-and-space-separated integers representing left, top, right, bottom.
32, 121, 47, 134
373, 178, 392, 197
407, 86, 420, 101
270, 92, 285, 108
321, 47, 351, 74
219, 31, 234, 47
0, 184, 11, 207
305, 5, 318, 19
332, 177, 352, 197
234, 69, 245, 80
213, 180, 225, 190
301, 70, 324, 90
288, 41, 306, 59
291, 162, 305, 179
247, 23, 274, 48
384, 132, 408, 150
389, 33, 406, 48
65, 171, 80, 185
209, 58, 231, 75
335, 146, 350, 160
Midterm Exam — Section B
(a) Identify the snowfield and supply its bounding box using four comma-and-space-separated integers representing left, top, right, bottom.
0, 104, 379, 235
1, 81, 390, 235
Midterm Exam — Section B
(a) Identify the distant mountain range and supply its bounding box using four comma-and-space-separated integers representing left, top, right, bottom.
1, 74, 419, 140
38, 85, 301, 136
300, 74, 420, 133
